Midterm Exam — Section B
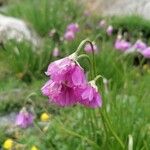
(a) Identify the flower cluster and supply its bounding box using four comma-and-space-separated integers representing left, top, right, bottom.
99, 19, 113, 36
114, 34, 150, 58
41, 52, 102, 108
64, 23, 79, 41
115, 35, 131, 52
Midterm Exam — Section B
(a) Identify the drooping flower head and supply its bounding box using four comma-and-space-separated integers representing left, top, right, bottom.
52, 47, 60, 57
15, 107, 34, 128
115, 37, 131, 52
84, 42, 98, 53
64, 30, 75, 41
42, 53, 87, 107
106, 25, 113, 36
45, 53, 86, 86
41, 79, 78, 106
134, 39, 147, 51
67, 23, 79, 33
140, 47, 150, 58
75, 80, 102, 108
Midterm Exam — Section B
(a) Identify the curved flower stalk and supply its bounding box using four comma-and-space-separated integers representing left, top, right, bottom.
84, 42, 98, 53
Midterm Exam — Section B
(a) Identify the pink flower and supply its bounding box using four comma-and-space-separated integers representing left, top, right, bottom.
15, 108, 34, 128
106, 25, 113, 36
140, 47, 150, 58
134, 39, 147, 51
67, 23, 79, 33
45, 55, 86, 87
42, 80, 77, 106
64, 30, 75, 41
75, 81, 102, 108
52, 47, 60, 57
99, 19, 106, 28
84, 42, 98, 53
41, 80, 60, 97
115, 39, 131, 52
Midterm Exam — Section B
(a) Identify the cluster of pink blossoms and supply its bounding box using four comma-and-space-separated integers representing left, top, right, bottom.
64, 23, 79, 41
41, 53, 102, 108
115, 35, 131, 52
114, 34, 150, 58
99, 19, 113, 36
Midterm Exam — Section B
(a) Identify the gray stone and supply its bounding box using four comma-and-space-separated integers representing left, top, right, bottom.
0, 112, 16, 127
82, 0, 150, 19
0, 14, 40, 46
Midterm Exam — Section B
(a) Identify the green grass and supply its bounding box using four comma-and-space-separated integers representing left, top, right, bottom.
0, 0, 150, 149
111, 15, 150, 41
7, 0, 83, 36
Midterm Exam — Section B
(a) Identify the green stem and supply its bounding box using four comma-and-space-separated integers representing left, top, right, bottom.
75, 39, 97, 77
100, 110, 125, 149
56, 118, 100, 149
60, 126, 100, 149
94, 33, 103, 43
77, 54, 92, 79
139, 56, 145, 70
128, 134, 133, 150
77, 54, 91, 66
76, 38, 90, 54
94, 75, 106, 83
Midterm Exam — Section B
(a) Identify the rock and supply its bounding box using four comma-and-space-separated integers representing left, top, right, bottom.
82, 0, 150, 20
0, 14, 40, 46
0, 112, 16, 127
102, 0, 150, 19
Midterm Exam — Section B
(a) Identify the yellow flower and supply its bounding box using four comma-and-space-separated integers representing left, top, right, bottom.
40, 112, 50, 122
3, 139, 13, 149
31, 146, 39, 150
